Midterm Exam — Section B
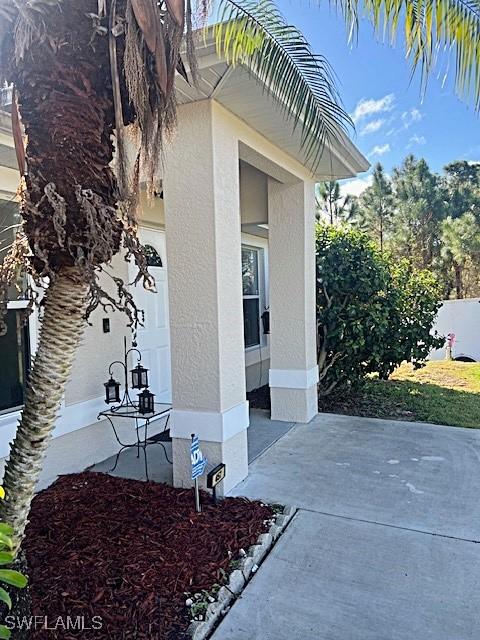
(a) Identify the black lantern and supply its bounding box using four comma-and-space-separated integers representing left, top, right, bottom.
261, 308, 270, 335
104, 376, 121, 404
131, 363, 149, 389
138, 388, 155, 414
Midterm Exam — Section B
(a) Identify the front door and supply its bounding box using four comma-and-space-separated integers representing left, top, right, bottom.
132, 228, 172, 403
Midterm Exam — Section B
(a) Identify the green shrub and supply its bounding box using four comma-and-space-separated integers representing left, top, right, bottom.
0, 488, 28, 640
316, 225, 444, 397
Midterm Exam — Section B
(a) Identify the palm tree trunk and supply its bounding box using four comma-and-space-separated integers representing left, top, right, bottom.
0, 267, 89, 550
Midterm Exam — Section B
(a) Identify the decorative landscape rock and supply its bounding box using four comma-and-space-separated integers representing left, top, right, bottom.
268, 523, 282, 540
217, 586, 232, 604
186, 504, 297, 640
228, 569, 246, 594
239, 556, 254, 577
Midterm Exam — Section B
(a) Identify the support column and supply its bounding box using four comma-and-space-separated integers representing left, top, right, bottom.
163, 101, 248, 495
268, 178, 318, 423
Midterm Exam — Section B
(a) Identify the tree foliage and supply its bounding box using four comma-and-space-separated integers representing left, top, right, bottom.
357, 162, 393, 252
345, 157, 480, 299
333, 0, 480, 110
390, 156, 445, 269
215, 0, 351, 171
315, 181, 356, 224
316, 225, 444, 397
441, 212, 480, 298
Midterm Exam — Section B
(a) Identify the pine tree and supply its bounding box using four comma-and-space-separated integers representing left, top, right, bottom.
357, 163, 393, 252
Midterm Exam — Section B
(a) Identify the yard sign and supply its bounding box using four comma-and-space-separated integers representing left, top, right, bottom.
191, 435, 207, 480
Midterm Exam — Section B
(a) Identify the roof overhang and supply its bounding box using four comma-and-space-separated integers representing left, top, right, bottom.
0, 35, 369, 182
176, 34, 369, 180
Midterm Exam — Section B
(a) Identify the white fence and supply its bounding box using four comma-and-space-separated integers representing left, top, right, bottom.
429, 298, 480, 362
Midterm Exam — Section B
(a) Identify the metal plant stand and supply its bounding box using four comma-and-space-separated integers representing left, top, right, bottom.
98, 337, 172, 480
97, 403, 171, 481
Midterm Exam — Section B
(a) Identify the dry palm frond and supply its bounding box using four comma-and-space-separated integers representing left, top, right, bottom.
123, 0, 197, 197
11, 88, 25, 176
0, 230, 34, 335
0, 0, 201, 331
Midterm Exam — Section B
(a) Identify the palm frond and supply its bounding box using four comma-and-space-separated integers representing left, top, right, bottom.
214, 0, 353, 172
333, 0, 480, 109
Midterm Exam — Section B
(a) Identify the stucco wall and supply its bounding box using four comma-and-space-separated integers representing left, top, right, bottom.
164, 99, 247, 413
64, 193, 165, 406
212, 101, 313, 184
1, 95, 315, 478
245, 359, 270, 391
138, 158, 269, 228
0, 166, 19, 196
64, 252, 130, 406
240, 161, 268, 224
139, 190, 165, 227
429, 298, 480, 361
268, 179, 317, 371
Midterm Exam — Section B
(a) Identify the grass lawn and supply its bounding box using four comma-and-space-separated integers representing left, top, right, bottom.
321, 361, 480, 429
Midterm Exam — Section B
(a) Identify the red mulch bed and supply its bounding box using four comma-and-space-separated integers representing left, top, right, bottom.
23, 472, 273, 640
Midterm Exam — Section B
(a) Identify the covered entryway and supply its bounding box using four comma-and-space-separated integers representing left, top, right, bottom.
125, 35, 368, 496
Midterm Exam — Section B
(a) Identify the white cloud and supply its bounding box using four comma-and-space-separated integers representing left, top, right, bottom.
462, 144, 480, 160
351, 94, 395, 124
340, 175, 374, 199
408, 134, 426, 147
401, 108, 422, 129
360, 119, 386, 136
369, 143, 391, 157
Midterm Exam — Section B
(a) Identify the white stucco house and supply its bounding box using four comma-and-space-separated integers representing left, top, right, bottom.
0, 37, 368, 494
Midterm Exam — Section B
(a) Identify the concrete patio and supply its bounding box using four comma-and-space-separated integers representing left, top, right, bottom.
213, 413, 480, 640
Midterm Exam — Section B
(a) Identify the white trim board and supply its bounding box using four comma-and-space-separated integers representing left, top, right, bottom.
269, 366, 319, 390
170, 401, 249, 442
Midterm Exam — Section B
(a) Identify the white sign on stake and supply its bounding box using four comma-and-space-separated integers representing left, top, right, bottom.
191, 435, 207, 480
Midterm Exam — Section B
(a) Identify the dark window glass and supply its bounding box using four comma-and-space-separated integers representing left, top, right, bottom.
243, 298, 260, 348
242, 247, 261, 348
1, 199, 30, 413
143, 244, 163, 267
0, 309, 30, 413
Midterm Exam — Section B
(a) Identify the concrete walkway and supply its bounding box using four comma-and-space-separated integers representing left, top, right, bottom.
213, 414, 480, 640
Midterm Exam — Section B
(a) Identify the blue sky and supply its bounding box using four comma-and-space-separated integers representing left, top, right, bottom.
276, 1, 480, 196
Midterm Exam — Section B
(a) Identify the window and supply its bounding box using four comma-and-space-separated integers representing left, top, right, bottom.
0, 310, 30, 413
242, 247, 261, 348
0, 199, 31, 413
143, 244, 163, 267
